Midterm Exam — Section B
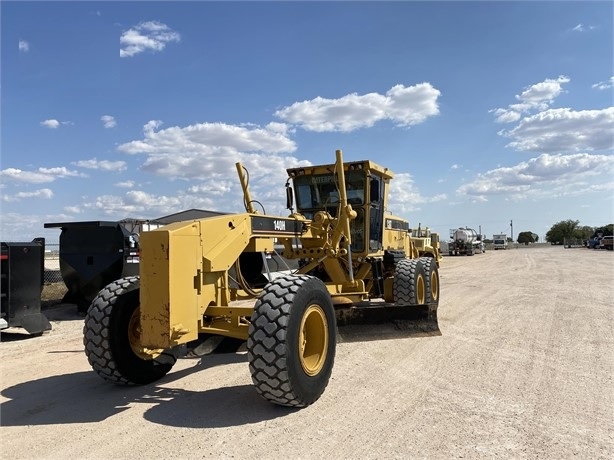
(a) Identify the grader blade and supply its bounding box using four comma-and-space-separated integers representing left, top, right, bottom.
185, 335, 246, 357
335, 303, 440, 342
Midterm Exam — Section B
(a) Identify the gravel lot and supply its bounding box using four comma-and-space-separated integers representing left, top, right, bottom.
1, 246, 613, 459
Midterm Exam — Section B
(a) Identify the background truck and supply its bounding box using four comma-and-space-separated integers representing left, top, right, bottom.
448, 227, 483, 256
493, 234, 508, 250
83, 150, 441, 408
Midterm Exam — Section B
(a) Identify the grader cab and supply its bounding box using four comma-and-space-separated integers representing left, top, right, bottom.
83, 149, 440, 407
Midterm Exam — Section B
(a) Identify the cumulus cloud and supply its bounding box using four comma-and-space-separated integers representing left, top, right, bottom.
592, 77, 614, 90
491, 76, 570, 123
82, 190, 214, 218
2, 188, 53, 202
458, 153, 614, 201
115, 180, 136, 188
498, 107, 614, 153
117, 120, 301, 182
101, 115, 117, 128
0, 167, 85, 184
274, 83, 441, 132
120, 21, 180, 58
40, 119, 60, 129
388, 173, 447, 214
19, 39, 29, 52
63, 205, 81, 214
40, 119, 73, 129
72, 158, 127, 171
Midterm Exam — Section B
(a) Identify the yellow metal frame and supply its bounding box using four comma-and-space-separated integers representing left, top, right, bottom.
138, 149, 429, 350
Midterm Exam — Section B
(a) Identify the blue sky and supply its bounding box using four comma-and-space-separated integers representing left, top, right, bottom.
2, 1, 613, 244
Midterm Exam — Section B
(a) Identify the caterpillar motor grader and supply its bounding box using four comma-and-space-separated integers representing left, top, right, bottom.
83, 149, 440, 408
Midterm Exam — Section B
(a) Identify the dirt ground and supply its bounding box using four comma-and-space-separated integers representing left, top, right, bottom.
1, 246, 613, 459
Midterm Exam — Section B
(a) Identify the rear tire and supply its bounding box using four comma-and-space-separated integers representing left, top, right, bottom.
420, 257, 440, 305
83, 276, 177, 385
394, 259, 427, 305
247, 275, 336, 407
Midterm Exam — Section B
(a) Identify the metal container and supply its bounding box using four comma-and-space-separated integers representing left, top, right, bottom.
1, 239, 52, 334
44, 221, 140, 312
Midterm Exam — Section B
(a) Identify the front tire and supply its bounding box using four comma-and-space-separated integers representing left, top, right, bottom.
394, 259, 427, 305
83, 276, 177, 385
247, 275, 336, 407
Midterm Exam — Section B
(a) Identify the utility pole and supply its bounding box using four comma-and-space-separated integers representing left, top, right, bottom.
510, 220, 514, 242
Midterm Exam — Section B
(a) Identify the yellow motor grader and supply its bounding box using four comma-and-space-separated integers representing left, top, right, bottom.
83, 149, 440, 407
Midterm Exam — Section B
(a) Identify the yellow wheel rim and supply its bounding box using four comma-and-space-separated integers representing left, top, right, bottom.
128, 307, 164, 360
417, 274, 426, 305
299, 304, 329, 376
430, 270, 439, 302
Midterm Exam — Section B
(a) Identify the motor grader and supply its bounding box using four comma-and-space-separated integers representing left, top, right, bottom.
83, 149, 440, 407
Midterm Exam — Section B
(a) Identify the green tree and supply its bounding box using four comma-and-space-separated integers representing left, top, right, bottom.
546, 219, 579, 244
518, 231, 537, 245
593, 224, 614, 237
575, 225, 594, 240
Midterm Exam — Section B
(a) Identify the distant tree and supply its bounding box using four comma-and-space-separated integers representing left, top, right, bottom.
593, 224, 614, 237
518, 231, 537, 245
546, 219, 579, 244
575, 225, 594, 241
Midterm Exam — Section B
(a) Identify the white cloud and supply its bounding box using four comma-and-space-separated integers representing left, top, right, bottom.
40, 119, 60, 129
274, 83, 441, 132
73, 158, 127, 171
2, 188, 53, 202
0, 167, 85, 184
571, 23, 596, 33
491, 76, 570, 123
101, 115, 117, 128
388, 173, 447, 215
82, 190, 212, 218
458, 153, 614, 201
19, 39, 29, 52
592, 77, 614, 90
63, 205, 81, 214
117, 120, 300, 182
120, 21, 180, 58
498, 107, 614, 153
40, 119, 73, 129
115, 180, 136, 188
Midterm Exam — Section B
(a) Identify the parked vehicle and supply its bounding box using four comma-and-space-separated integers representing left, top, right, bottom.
599, 236, 613, 250
493, 234, 508, 250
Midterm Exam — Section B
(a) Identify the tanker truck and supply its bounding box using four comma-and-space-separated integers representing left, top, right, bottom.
448, 227, 483, 256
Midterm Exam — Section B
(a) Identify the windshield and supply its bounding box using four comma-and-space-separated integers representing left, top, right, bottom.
293, 170, 365, 214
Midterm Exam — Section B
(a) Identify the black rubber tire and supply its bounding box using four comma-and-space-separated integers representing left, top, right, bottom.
83, 276, 177, 385
419, 257, 440, 305
247, 274, 336, 407
393, 258, 427, 305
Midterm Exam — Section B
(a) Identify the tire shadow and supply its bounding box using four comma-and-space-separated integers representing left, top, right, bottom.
0, 352, 295, 428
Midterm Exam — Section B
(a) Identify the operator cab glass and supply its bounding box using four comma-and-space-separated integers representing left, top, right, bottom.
293, 170, 367, 253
